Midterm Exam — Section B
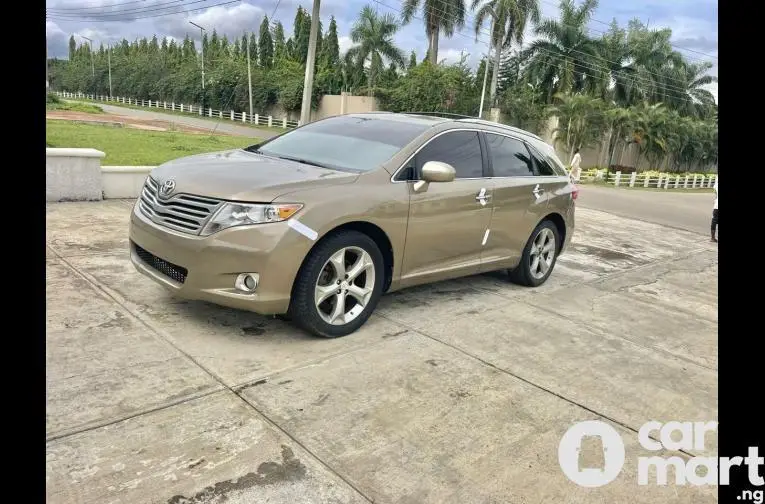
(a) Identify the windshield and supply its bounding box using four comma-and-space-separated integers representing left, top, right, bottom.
248, 115, 430, 172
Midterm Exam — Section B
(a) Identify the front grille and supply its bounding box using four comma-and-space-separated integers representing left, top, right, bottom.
134, 243, 188, 284
138, 176, 222, 234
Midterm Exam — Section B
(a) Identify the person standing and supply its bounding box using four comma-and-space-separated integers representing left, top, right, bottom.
711, 178, 718, 242
570, 148, 582, 183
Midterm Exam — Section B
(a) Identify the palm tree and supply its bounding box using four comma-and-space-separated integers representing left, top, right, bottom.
548, 92, 605, 160
629, 101, 669, 171
521, 0, 604, 102
401, 0, 467, 65
347, 5, 406, 93
472, 0, 540, 110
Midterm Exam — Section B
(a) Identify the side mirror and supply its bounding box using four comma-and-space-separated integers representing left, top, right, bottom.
421, 161, 456, 183
413, 161, 456, 192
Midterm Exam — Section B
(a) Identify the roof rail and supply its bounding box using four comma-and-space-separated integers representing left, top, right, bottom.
405, 111, 476, 119
456, 117, 543, 140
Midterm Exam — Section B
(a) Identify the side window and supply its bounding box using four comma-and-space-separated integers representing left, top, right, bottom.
485, 133, 534, 177
416, 131, 484, 179
528, 144, 565, 176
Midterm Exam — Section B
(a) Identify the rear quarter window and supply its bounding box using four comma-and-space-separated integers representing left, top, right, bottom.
527, 143, 568, 176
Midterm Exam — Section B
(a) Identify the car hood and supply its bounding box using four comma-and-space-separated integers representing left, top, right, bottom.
150, 149, 359, 202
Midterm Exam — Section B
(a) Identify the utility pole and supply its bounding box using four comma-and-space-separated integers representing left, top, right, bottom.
478, 16, 495, 118
45, 9, 49, 96
190, 21, 206, 109
246, 32, 253, 123
299, 0, 321, 125
107, 45, 113, 97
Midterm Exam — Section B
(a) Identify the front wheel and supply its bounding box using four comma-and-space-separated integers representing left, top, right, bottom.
289, 230, 384, 338
509, 220, 560, 287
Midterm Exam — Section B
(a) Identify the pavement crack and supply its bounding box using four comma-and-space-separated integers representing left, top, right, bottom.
378, 312, 707, 460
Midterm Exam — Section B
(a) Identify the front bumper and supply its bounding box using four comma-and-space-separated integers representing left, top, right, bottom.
129, 203, 313, 315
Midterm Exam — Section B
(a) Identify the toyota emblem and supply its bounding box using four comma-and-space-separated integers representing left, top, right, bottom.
159, 179, 176, 198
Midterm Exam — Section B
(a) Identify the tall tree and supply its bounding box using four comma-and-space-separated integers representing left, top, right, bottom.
408, 50, 418, 71
522, 0, 603, 101
258, 16, 274, 68
319, 15, 341, 68
401, 0, 467, 65
472, 0, 540, 108
272, 22, 287, 61
68, 36, 77, 60
347, 5, 406, 92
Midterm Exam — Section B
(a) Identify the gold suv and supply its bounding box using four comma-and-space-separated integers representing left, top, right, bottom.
129, 113, 577, 337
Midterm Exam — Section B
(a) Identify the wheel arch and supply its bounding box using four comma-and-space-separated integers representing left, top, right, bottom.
291, 220, 395, 297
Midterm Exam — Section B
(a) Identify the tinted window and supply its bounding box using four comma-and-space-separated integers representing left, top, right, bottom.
528, 143, 567, 176
416, 131, 484, 179
252, 115, 429, 173
485, 133, 533, 177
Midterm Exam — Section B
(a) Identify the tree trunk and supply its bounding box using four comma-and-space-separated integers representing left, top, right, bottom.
428, 25, 439, 65
489, 41, 502, 108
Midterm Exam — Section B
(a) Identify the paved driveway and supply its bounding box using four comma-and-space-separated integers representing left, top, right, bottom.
46, 201, 718, 503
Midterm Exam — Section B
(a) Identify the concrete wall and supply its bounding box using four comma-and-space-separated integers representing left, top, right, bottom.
46, 148, 105, 202
264, 93, 381, 123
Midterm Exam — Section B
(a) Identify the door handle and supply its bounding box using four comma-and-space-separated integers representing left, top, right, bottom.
476, 188, 491, 205
532, 184, 544, 199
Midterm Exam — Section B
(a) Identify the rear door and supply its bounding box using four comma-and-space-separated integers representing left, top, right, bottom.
479, 132, 549, 271
399, 130, 495, 287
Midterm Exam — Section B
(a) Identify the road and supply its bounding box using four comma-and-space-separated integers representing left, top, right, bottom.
577, 184, 714, 236
94, 103, 282, 139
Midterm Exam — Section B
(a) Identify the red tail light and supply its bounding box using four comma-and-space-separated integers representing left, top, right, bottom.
571, 185, 579, 200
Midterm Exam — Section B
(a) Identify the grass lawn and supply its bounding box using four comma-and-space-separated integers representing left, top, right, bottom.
46, 101, 104, 114
46, 119, 258, 166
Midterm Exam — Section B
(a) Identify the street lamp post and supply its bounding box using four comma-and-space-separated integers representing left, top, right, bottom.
107, 45, 113, 97
79, 35, 94, 77
189, 21, 206, 110
478, 15, 495, 119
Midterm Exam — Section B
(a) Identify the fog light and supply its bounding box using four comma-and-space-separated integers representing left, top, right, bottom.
235, 273, 259, 293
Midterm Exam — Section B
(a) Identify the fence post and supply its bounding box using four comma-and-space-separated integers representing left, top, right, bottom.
674, 175, 680, 189
699, 175, 705, 188
171, 102, 174, 110
614, 171, 622, 187
664, 176, 670, 189
219, 110, 223, 119
282, 118, 287, 128
692, 174, 698, 188
208, 108, 212, 117
629, 172, 637, 187
229, 110, 234, 121
643, 175, 650, 188
148, 100, 152, 107
711, 175, 716, 188
684, 175, 690, 189
657, 174, 663, 188
268, 116, 273, 127
254, 113, 259, 125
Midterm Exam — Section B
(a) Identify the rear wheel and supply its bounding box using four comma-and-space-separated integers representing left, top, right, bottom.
509, 220, 560, 287
289, 230, 384, 338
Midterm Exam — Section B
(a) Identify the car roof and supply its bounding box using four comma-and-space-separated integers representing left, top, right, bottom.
344, 112, 543, 143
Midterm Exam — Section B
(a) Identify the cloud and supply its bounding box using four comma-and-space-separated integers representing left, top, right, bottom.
160, 2, 265, 41
338, 35, 353, 55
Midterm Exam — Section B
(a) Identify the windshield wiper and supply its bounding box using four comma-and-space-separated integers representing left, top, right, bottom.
271, 155, 329, 169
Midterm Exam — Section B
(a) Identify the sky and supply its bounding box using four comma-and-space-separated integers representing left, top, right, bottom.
45, 0, 718, 101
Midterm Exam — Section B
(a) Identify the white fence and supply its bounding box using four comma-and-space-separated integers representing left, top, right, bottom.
583, 170, 717, 190
55, 91, 300, 130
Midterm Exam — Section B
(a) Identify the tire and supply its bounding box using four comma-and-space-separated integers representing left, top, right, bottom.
288, 230, 385, 338
508, 220, 560, 287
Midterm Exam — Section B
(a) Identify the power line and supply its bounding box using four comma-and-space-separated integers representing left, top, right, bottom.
535, 0, 718, 61
48, 0, 240, 22
47, 0, 152, 12
376, 0, 703, 98
49, 0, 212, 20
392, 0, 713, 94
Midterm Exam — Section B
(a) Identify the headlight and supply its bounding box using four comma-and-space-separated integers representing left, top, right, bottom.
200, 202, 303, 236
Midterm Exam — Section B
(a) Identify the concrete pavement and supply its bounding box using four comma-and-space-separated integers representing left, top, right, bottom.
46, 201, 718, 503
577, 184, 715, 236
89, 103, 283, 140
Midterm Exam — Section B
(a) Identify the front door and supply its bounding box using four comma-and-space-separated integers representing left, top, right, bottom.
400, 130, 494, 287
